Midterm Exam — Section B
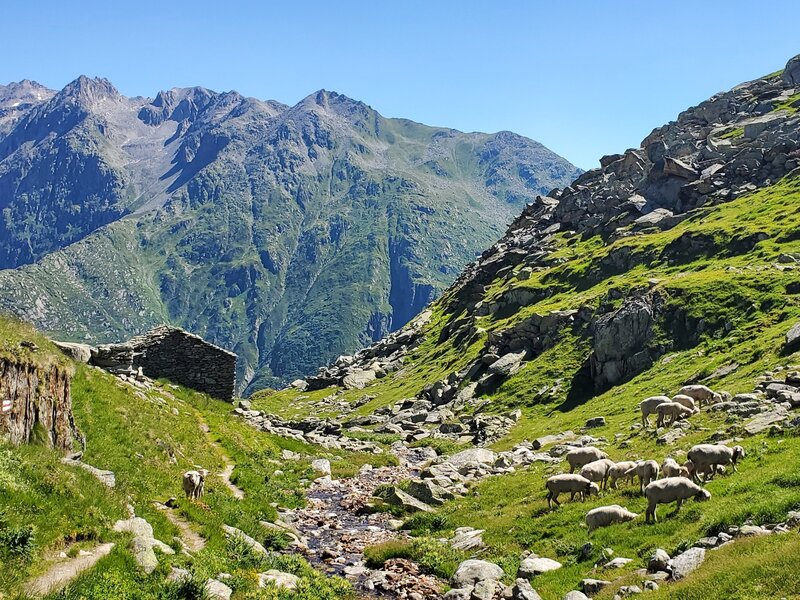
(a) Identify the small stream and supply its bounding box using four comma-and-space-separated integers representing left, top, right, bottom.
279, 460, 445, 598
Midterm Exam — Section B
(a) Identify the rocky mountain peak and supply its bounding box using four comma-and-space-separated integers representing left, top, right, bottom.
783, 53, 800, 85
59, 75, 121, 107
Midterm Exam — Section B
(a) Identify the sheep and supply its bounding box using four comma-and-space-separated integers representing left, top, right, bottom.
182, 469, 208, 501
579, 458, 617, 490
625, 460, 660, 493
644, 477, 711, 523
655, 402, 695, 427
685, 460, 725, 481
678, 384, 721, 406
566, 447, 609, 473
686, 444, 745, 482
662, 457, 690, 479
671, 394, 699, 413
585, 504, 639, 533
639, 395, 671, 427
607, 460, 638, 489
545, 474, 600, 508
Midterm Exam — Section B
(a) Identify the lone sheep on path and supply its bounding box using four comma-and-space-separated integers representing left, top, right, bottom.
183, 469, 208, 501
545, 474, 599, 508
678, 384, 721, 406
639, 396, 671, 427
644, 477, 711, 523
566, 447, 609, 473
687, 444, 745, 482
585, 505, 638, 533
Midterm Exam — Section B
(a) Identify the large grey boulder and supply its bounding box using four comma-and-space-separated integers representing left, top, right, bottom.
670, 547, 705, 580
381, 486, 434, 513
518, 555, 562, 578
406, 479, 455, 506
648, 548, 671, 572
258, 570, 299, 590
53, 341, 94, 363
488, 351, 527, 377
445, 448, 498, 469
783, 54, 800, 85
342, 369, 377, 390
512, 578, 543, 600
205, 579, 233, 600
452, 559, 504, 588
563, 592, 590, 600
113, 516, 174, 574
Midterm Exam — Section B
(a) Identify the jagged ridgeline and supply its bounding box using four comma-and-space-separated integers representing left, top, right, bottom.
0, 77, 580, 393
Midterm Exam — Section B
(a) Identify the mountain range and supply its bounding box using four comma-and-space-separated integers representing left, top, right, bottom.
0, 76, 580, 392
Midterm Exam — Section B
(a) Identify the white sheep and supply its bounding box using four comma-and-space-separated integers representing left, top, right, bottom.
671, 394, 699, 413
639, 395, 671, 427
182, 469, 208, 501
686, 444, 745, 482
678, 384, 721, 406
579, 458, 617, 490
684, 459, 726, 481
607, 460, 638, 489
585, 504, 639, 533
566, 447, 609, 473
655, 402, 695, 427
545, 474, 600, 508
644, 477, 711, 523
662, 457, 690, 479
625, 460, 660, 493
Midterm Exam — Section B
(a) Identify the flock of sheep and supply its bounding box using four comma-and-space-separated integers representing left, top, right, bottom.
544, 384, 746, 532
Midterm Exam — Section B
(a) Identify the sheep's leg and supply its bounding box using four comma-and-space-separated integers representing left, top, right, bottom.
675, 498, 683, 513
731, 462, 738, 473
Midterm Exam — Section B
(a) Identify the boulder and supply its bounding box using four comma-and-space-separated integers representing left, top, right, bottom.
488, 351, 526, 377
669, 547, 705, 580
472, 579, 497, 600
782, 54, 800, 85
786, 322, 800, 352
381, 486, 434, 513
258, 570, 299, 590
452, 559, 504, 588
584, 417, 606, 428
342, 369, 377, 390
518, 556, 562, 579
443, 589, 472, 600
648, 548, 671, 573
406, 479, 455, 506
311, 458, 332, 476
221, 524, 267, 555
450, 527, 485, 551
53, 341, 93, 363
445, 448, 498, 469
580, 579, 611, 595
205, 579, 233, 600
512, 578, 543, 600
563, 593, 590, 600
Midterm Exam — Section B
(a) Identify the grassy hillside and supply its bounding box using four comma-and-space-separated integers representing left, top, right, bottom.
0, 317, 397, 599
253, 173, 800, 598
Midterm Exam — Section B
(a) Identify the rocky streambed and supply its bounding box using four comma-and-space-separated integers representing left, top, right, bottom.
279, 458, 446, 598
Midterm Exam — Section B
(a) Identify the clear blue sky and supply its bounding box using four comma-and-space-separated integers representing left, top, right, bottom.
3, 1, 799, 169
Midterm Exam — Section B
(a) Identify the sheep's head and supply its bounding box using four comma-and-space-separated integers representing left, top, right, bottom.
712, 392, 723, 404
599, 451, 609, 459
732, 446, 745, 463
587, 482, 600, 496
696, 489, 712, 502
198, 469, 209, 479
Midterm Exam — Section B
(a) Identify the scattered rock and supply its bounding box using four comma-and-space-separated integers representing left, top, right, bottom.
518, 556, 562, 578
258, 570, 300, 590
669, 547, 705, 580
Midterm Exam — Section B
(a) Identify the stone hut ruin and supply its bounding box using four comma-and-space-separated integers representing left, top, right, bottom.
125, 326, 237, 401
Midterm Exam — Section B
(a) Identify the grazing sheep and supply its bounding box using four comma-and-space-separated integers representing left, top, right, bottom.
579, 458, 617, 490
625, 460, 660, 493
671, 394, 699, 413
182, 469, 208, 501
639, 396, 671, 427
678, 384, 721, 406
662, 457, 690, 479
585, 504, 639, 533
607, 460, 638, 489
566, 447, 609, 473
644, 477, 711, 523
545, 474, 600, 508
655, 402, 695, 427
686, 444, 745, 482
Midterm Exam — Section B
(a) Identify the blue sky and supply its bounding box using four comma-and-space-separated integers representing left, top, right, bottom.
3, 1, 799, 169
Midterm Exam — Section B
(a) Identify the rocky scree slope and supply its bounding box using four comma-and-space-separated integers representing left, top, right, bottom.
0, 76, 580, 393
248, 55, 800, 598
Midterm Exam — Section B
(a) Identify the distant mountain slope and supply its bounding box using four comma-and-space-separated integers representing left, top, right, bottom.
0, 77, 580, 392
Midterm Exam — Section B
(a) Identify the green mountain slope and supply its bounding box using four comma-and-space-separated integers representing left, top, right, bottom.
247, 56, 800, 598
0, 80, 580, 393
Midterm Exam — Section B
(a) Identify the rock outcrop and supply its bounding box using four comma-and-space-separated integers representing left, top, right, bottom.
0, 357, 77, 451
